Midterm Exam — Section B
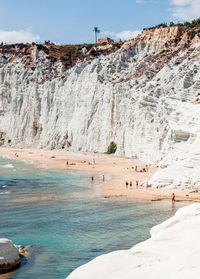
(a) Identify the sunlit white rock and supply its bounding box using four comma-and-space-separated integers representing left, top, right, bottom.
67, 203, 200, 279
0, 27, 200, 188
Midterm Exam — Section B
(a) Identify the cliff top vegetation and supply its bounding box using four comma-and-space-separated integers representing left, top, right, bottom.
0, 41, 122, 70
144, 18, 200, 30
0, 18, 199, 73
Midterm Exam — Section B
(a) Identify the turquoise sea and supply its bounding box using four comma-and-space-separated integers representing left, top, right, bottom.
0, 157, 187, 279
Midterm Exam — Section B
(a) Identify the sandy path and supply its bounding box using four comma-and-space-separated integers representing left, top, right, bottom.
0, 147, 200, 202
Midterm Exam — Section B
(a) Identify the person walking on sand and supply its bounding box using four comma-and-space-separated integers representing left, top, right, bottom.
66, 161, 68, 166
171, 193, 175, 203
126, 181, 128, 189
136, 180, 139, 188
130, 181, 132, 189
135, 166, 137, 172
102, 175, 105, 182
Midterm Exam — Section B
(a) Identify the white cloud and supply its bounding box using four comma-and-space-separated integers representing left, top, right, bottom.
170, 0, 200, 21
171, 0, 193, 6
0, 29, 40, 44
115, 30, 141, 40
103, 30, 141, 41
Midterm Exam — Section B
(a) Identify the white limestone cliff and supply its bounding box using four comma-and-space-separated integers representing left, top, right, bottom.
0, 26, 200, 188
66, 203, 200, 279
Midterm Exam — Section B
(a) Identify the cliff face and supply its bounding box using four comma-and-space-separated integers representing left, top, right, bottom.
0, 26, 200, 187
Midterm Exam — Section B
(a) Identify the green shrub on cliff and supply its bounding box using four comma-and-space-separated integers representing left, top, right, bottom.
105, 142, 117, 154
191, 18, 200, 27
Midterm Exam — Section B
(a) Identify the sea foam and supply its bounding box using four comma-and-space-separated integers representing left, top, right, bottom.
1, 164, 14, 169
21, 159, 34, 165
0, 191, 11, 195
0, 154, 12, 159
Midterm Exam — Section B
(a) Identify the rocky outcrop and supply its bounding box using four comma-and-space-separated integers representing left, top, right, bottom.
0, 26, 200, 188
67, 203, 200, 279
0, 42, 122, 82
0, 238, 22, 274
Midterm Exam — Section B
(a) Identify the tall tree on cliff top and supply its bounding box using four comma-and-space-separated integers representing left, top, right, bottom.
93, 27, 100, 44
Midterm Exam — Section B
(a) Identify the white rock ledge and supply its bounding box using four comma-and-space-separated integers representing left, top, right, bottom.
67, 203, 200, 279
0, 238, 21, 274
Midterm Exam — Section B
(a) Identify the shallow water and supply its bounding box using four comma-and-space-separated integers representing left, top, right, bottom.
0, 157, 188, 279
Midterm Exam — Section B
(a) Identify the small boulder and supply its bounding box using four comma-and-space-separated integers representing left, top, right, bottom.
0, 238, 21, 274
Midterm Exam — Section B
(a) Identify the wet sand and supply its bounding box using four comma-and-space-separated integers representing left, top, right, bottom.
0, 147, 200, 202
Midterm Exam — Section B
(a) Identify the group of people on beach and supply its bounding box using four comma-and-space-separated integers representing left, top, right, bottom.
65, 158, 105, 185
66, 159, 97, 166
88, 159, 96, 165
126, 181, 132, 189
65, 158, 177, 203
126, 180, 139, 189
134, 165, 148, 172
66, 161, 76, 166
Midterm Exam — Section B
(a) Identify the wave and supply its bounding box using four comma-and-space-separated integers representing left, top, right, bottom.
36, 164, 48, 169
0, 154, 12, 159
0, 191, 10, 195
21, 159, 34, 165
1, 163, 14, 168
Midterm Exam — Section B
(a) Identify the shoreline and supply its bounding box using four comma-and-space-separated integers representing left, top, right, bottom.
0, 147, 200, 202
67, 203, 200, 279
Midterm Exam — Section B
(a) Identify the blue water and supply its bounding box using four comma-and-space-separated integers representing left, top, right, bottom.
0, 157, 187, 279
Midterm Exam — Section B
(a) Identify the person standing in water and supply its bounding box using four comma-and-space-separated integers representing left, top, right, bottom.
171, 193, 175, 203
91, 176, 94, 184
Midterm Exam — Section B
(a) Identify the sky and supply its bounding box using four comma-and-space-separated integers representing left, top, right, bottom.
0, 0, 199, 44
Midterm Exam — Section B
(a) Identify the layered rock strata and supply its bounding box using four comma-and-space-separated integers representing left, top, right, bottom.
0, 26, 200, 187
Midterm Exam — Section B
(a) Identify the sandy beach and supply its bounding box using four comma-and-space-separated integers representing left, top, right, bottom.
0, 147, 200, 203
